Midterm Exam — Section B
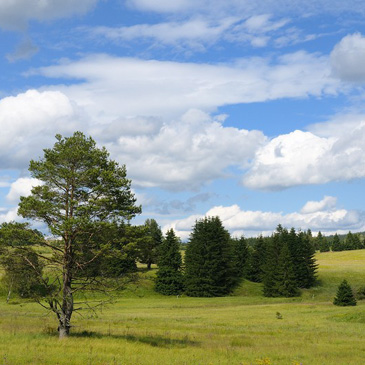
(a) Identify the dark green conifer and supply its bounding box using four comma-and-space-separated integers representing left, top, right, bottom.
232, 236, 250, 280
262, 232, 282, 297
331, 233, 342, 252
275, 242, 300, 297
246, 235, 266, 282
155, 229, 184, 295
333, 280, 357, 306
184, 216, 234, 297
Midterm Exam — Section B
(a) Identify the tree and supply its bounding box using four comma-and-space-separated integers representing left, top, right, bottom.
0, 222, 48, 302
137, 219, 163, 270
274, 242, 300, 297
246, 235, 266, 282
332, 233, 342, 252
17, 132, 141, 338
333, 280, 357, 306
231, 236, 250, 281
155, 229, 184, 295
184, 217, 234, 297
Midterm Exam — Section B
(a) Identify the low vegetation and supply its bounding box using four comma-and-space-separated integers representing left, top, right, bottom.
0, 249, 364, 364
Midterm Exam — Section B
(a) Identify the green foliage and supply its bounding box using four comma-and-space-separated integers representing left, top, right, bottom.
16, 132, 141, 336
262, 226, 316, 297
184, 216, 234, 297
246, 235, 266, 282
331, 233, 342, 251
231, 236, 250, 281
0, 248, 50, 299
333, 280, 357, 306
155, 229, 184, 295
137, 219, 163, 269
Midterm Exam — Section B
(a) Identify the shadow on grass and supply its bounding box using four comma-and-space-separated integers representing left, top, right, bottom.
69, 330, 200, 348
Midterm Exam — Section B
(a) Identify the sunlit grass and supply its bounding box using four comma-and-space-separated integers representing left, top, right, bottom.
0, 250, 365, 364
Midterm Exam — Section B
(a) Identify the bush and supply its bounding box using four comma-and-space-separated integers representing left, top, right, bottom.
333, 280, 357, 306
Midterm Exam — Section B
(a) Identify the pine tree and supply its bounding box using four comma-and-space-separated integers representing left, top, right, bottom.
333, 280, 357, 306
262, 232, 282, 297
275, 242, 300, 297
332, 233, 343, 252
231, 236, 250, 281
184, 217, 234, 297
297, 231, 318, 288
155, 229, 184, 295
246, 235, 266, 282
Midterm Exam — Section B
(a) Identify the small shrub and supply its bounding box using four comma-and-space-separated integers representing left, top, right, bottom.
333, 280, 357, 306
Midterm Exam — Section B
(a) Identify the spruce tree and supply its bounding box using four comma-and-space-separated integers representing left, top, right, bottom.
262, 232, 282, 297
155, 229, 184, 295
184, 217, 234, 297
246, 235, 266, 282
231, 236, 250, 281
333, 280, 357, 306
275, 242, 300, 297
332, 233, 342, 252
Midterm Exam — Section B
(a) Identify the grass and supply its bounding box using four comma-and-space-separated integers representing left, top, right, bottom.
0, 250, 365, 364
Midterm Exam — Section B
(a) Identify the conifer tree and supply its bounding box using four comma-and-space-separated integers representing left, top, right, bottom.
155, 229, 184, 295
231, 236, 250, 280
184, 217, 234, 297
297, 231, 318, 288
332, 233, 342, 252
246, 235, 266, 282
275, 242, 300, 297
262, 232, 282, 297
333, 280, 357, 306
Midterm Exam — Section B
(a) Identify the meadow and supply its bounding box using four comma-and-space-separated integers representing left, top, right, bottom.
0, 250, 365, 364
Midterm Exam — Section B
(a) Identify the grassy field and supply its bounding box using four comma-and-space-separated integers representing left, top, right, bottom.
0, 250, 365, 364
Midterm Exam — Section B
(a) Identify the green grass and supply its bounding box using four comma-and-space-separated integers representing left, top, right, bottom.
1, 250, 365, 364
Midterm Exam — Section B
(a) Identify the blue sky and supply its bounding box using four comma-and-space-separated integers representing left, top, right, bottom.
1, 0, 365, 239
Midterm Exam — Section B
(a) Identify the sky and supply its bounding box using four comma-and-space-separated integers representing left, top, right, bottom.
1, 0, 365, 240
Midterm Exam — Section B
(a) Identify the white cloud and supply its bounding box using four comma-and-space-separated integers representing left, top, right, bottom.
0, 89, 84, 168
91, 17, 238, 48
301, 196, 337, 214
165, 199, 365, 239
0, 207, 19, 223
102, 109, 266, 190
331, 33, 365, 83
127, 0, 365, 17
6, 177, 42, 204
243, 118, 365, 190
33, 52, 339, 121
0, 0, 98, 30
89, 14, 292, 50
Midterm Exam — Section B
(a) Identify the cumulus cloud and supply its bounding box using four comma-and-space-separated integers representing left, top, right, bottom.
6, 177, 42, 204
242, 118, 365, 190
32, 52, 339, 121
0, 89, 84, 169
330, 33, 365, 82
165, 199, 365, 239
301, 196, 337, 214
0, 0, 99, 30
102, 109, 266, 190
0, 207, 19, 224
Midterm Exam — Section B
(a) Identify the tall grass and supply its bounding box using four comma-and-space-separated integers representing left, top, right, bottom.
0, 250, 365, 364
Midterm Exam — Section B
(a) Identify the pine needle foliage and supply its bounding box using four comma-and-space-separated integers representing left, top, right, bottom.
155, 229, 184, 295
184, 216, 234, 297
333, 280, 357, 306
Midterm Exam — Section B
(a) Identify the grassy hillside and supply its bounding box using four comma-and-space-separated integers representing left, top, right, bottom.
0, 250, 365, 364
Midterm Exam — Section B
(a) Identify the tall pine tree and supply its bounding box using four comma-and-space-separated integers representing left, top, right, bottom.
155, 229, 184, 295
184, 217, 234, 297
